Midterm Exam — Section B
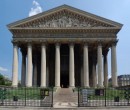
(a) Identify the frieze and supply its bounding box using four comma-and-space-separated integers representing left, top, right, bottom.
12, 38, 116, 44
13, 33, 116, 38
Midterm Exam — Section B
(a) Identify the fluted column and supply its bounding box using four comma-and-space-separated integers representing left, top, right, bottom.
97, 44, 103, 87
55, 43, 60, 88
41, 44, 46, 87
81, 66, 83, 87
26, 43, 32, 87
46, 52, 49, 87
83, 44, 89, 87
12, 44, 18, 87
33, 54, 37, 87
111, 41, 118, 87
21, 49, 26, 86
69, 43, 75, 87
103, 49, 109, 87
46, 65, 49, 87
92, 54, 97, 88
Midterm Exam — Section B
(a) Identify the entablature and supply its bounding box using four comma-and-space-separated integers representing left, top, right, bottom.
12, 38, 118, 51
12, 37, 117, 45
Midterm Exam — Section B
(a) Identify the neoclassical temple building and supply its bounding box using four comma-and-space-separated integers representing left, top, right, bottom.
7, 5, 122, 88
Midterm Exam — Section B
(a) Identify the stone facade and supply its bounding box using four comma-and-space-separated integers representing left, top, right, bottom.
7, 5, 123, 88
109, 75, 130, 87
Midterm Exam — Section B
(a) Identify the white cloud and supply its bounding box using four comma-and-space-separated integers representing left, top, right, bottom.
108, 74, 111, 79
29, 0, 42, 17
33, 0, 39, 6
0, 66, 8, 72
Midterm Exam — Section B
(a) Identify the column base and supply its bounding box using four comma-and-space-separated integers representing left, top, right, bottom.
92, 86, 97, 89
69, 86, 75, 89
33, 85, 38, 87
26, 85, 32, 87
54, 86, 61, 92
40, 86, 47, 88
97, 84, 104, 88
112, 85, 118, 88
54, 86, 61, 89
104, 85, 108, 88
83, 86, 90, 88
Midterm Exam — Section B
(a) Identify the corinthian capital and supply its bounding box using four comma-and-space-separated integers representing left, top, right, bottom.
12, 40, 18, 45
111, 39, 118, 46
97, 40, 103, 46
20, 48, 27, 56
103, 48, 109, 56
82, 40, 89, 46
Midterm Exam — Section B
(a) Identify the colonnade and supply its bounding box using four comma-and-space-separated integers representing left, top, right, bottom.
12, 42, 118, 88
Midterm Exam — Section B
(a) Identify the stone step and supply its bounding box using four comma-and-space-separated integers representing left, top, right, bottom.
53, 88, 78, 103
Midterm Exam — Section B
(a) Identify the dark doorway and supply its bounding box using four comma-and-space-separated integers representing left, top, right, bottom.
61, 44, 69, 88
61, 73, 69, 88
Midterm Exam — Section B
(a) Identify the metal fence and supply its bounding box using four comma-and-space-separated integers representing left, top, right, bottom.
0, 87, 53, 107
78, 87, 130, 107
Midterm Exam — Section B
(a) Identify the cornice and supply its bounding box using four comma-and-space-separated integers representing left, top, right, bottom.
10, 28, 120, 35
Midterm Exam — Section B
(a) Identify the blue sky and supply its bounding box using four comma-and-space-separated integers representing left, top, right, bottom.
0, 0, 130, 80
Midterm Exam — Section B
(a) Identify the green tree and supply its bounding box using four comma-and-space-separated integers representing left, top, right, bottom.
0, 73, 11, 86
0, 74, 5, 85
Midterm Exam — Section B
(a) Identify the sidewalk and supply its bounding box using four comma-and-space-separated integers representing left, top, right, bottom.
0, 106, 130, 110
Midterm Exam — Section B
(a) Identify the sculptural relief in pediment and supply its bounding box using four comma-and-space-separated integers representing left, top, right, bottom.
38, 16, 93, 28
16, 11, 114, 28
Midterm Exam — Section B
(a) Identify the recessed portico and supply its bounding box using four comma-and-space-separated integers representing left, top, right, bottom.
11, 40, 119, 88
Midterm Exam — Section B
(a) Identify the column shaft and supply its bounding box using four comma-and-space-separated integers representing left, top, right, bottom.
81, 66, 83, 86
46, 65, 49, 87
92, 56, 97, 88
33, 55, 37, 86
55, 43, 60, 87
104, 53, 108, 87
83, 44, 89, 87
97, 45, 103, 87
69, 44, 75, 87
111, 44, 118, 87
41, 44, 46, 87
26, 44, 32, 87
12, 44, 18, 87
21, 51, 26, 86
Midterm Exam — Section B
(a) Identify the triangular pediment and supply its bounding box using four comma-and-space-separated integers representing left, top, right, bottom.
7, 5, 122, 29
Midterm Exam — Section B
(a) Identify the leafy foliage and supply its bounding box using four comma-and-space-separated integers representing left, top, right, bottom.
0, 73, 11, 86
0, 74, 5, 85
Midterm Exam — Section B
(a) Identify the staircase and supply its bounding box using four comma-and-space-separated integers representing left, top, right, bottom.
54, 88, 77, 102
